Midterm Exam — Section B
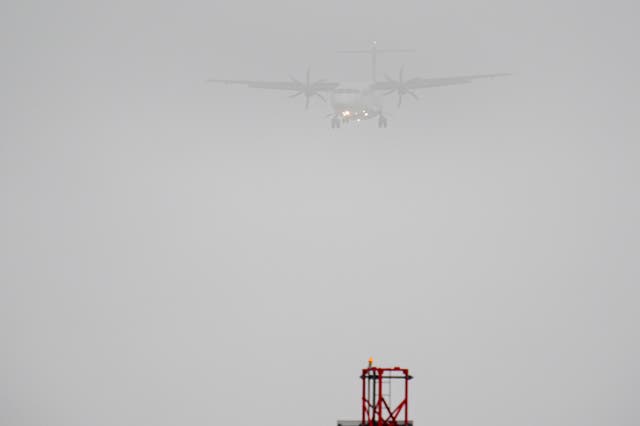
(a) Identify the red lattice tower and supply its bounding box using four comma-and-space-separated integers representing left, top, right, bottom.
338, 359, 413, 426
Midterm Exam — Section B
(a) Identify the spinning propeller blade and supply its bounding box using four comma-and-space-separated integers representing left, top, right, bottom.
383, 66, 420, 108
288, 67, 328, 110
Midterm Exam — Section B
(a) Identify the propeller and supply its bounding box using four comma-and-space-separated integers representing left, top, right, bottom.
289, 67, 327, 110
383, 66, 419, 107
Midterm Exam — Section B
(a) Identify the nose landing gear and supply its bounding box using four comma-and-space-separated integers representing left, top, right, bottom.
331, 117, 341, 128
378, 115, 388, 128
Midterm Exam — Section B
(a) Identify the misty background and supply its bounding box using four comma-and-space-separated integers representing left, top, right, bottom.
1, 1, 639, 425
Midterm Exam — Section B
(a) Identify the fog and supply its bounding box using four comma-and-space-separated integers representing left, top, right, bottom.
1, 1, 639, 425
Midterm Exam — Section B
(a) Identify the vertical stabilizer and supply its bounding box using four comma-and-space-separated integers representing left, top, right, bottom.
337, 42, 415, 82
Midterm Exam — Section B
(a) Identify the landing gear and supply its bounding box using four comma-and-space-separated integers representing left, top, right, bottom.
378, 116, 388, 128
331, 117, 341, 128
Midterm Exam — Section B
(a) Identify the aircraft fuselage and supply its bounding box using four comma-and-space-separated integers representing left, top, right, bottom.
329, 84, 384, 124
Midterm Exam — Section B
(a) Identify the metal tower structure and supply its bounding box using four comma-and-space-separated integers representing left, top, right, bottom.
338, 359, 413, 426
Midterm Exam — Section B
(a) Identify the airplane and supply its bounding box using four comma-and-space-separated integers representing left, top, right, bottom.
208, 42, 509, 128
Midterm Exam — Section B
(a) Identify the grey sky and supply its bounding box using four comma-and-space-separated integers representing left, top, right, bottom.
1, 1, 639, 426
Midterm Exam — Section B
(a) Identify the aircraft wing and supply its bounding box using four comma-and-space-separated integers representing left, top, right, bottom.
207, 78, 340, 92
372, 73, 510, 91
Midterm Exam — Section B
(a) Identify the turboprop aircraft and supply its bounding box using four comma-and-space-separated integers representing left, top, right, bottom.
208, 42, 508, 128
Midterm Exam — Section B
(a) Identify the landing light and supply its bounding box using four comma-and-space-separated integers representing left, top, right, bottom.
342, 110, 351, 117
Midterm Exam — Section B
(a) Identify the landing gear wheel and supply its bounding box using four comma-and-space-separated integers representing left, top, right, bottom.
331, 117, 341, 128
378, 116, 388, 128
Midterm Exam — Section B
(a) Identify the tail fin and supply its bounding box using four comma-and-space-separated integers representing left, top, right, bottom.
337, 41, 415, 82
